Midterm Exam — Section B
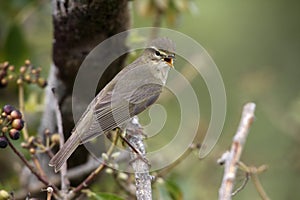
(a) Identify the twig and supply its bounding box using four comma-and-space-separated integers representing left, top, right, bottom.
32, 154, 47, 179
14, 159, 100, 199
218, 102, 256, 200
52, 88, 69, 193
252, 172, 270, 200
4, 135, 59, 194
231, 172, 250, 197
68, 131, 118, 198
45, 187, 53, 200
126, 116, 152, 200
238, 162, 270, 200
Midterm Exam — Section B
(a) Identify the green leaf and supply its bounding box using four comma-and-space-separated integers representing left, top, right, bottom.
165, 179, 183, 200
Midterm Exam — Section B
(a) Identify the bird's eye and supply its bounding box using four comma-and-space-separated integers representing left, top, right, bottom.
155, 50, 161, 56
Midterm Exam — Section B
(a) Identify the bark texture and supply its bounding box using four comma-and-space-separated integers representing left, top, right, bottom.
40, 0, 129, 171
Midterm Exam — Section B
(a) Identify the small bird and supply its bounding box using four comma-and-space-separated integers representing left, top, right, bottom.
49, 37, 176, 172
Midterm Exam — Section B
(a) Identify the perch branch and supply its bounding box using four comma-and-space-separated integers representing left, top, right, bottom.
126, 116, 152, 200
218, 102, 256, 200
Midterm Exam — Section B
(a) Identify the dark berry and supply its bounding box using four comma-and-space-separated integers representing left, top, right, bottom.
3, 105, 15, 115
11, 119, 24, 130
0, 137, 8, 148
9, 129, 20, 140
10, 110, 22, 119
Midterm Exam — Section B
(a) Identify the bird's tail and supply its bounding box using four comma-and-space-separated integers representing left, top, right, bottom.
49, 131, 81, 172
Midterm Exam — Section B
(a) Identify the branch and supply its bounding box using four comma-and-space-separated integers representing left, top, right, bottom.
126, 116, 152, 200
66, 131, 118, 199
218, 102, 256, 200
52, 88, 69, 193
14, 159, 100, 199
5, 135, 59, 195
44, 0, 130, 176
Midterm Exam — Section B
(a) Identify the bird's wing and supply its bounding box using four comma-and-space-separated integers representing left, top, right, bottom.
78, 83, 162, 144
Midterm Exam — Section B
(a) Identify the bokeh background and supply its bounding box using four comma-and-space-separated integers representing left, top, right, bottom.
1, 0, 300, 199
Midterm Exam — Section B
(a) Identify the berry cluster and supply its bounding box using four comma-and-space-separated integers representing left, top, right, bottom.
0, 60, 47, 88
0, 105, 24, 148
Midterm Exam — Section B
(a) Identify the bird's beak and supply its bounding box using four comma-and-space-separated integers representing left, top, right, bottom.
164, 54, 175, 68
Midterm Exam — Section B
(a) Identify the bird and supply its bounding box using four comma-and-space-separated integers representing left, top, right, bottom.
49, 37, 176, 172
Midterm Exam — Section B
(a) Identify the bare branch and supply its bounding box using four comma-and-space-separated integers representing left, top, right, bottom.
52, 88, 69, 193
218, 102, 256, 200
126, 116, 152, 200
5, 135, 59, 195
66, 131, 118, 199
15, 159, 100, 199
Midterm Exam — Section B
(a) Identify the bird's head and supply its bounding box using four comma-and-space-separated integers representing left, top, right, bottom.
144, 37, 176, 68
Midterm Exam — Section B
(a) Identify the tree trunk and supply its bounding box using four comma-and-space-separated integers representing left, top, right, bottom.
35, 0, 129, 181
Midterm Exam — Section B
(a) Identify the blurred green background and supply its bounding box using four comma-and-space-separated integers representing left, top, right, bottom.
1, 0, 300, 199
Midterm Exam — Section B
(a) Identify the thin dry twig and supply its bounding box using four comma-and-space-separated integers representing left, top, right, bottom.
238, 162, 270, 200
231, 172, 250, 197
45, 187, 54, 200
251, 171, 270, 200
218, 102, 256, 200
32, 154, 47, 179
